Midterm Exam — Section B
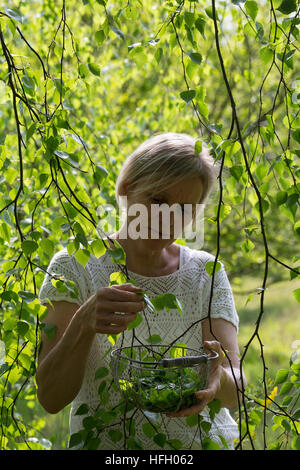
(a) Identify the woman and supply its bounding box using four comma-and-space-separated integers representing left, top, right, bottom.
36, 132, 246, 450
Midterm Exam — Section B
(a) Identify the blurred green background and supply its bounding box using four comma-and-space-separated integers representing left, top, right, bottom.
1, 0, 299, 450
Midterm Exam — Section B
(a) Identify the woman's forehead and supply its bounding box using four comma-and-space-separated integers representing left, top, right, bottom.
155, 178, 203, 202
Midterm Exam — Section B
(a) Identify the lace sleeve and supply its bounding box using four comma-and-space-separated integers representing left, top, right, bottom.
202, 260, 239, 333
38, 249, 92, 307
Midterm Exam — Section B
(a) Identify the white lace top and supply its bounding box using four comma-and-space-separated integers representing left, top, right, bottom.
38, 243, 240, 450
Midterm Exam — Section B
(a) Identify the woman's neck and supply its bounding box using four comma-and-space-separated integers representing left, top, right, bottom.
108, 231, 180, 277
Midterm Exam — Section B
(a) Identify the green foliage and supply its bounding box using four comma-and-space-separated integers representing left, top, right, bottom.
115, 367, 206, 413
0, 0, 299, 451
237, 352, 300, 450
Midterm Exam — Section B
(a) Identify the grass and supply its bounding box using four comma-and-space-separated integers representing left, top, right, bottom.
230, 275, 300, 450
232, 275, 300, 384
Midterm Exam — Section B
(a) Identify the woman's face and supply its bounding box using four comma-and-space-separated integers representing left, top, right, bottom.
122, 177, 203, 243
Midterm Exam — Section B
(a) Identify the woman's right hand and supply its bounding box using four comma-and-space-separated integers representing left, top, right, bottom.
78, 282, 146, 335
36, 282, 145, 413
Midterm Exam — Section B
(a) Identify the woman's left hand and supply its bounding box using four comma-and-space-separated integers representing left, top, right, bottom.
166, 340, 224, 418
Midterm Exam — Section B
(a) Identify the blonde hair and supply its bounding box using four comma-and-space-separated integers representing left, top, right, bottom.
115, 132, 218, 211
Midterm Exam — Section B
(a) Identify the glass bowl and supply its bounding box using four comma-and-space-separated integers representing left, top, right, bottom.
110, 344, 218, 413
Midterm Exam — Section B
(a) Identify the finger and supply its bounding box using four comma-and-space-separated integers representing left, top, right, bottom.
100, 285, 146, 303
113, 283, 146, 295
166, 388, 215, 418
195, 388, 215, 402
166, 401, 207, 418
99, 311, 138, 326
114, 312, 138, 325
203, 340, 221, 351
203, 340, 223, 361
98, 299, 145, 314
114, 282, 140, 289
95, 323, 127, 334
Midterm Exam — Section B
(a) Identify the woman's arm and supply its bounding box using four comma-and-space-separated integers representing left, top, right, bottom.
166, 317, 246, 418
202, 317, 246, 409
36, 284, 145, 414
36, 300, 96, 414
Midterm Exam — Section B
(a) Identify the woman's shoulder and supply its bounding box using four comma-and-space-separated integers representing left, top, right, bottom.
39, 248, 95, 305
47, 247, 95, 274
48, 239, 125, 276
47, 247, 74, 267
